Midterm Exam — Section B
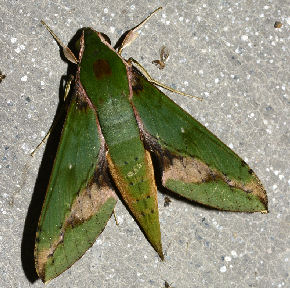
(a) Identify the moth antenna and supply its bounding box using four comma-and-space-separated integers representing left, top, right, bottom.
41, 20, 78, 64
118, 7, 162, 55
128, 57, 202, 101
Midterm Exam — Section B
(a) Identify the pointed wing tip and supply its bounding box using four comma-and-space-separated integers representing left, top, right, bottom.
154, 242, 164, 261
159, 250, 165, 261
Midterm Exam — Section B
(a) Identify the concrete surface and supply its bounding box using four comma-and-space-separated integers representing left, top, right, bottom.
0, 0, 289, 287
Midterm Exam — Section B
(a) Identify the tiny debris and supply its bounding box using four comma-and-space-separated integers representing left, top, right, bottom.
274, 21, 282, 28
163, 280, 174, 288
152, 45, 169, 69
164, 196, 172, 207
0, 71, 6, 83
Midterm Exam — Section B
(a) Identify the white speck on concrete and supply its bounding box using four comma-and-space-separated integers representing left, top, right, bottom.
117, 215, 124, 224
241, 35, 248, 41
96, 239, 102, 245
220, 266, 227, 273
21, 143, 31, 154
231, 250, 238, 258
225, 256, 232, 262
11, 37, 17, 43
21, 75, 28, 82
235, 47, 242, 54
229, 143, 234, 149
215, 78, 219, 84
104, 8, 108, 14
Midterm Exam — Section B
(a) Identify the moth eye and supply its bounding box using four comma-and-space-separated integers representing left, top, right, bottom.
99, 33, 111, 45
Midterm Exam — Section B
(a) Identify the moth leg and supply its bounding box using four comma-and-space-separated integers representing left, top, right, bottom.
118, 7, 162, 55
113, 210, 119, 226
41, 20, 78, 64
128, 57, 202, 101
31, 75, 74, 156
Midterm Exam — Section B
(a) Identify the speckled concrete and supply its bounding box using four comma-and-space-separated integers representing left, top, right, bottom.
0, 1, 289, 287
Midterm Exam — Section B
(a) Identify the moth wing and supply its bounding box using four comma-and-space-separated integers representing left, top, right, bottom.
35, 93, 117, 282
132, 72, 267, 212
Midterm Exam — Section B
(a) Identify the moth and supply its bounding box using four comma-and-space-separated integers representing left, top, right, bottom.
35, 7, 268, 282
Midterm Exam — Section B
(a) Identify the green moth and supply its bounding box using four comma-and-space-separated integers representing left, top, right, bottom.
35, 7, 268, 283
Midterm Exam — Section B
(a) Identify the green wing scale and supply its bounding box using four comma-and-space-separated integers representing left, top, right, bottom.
131, 70, 267, 212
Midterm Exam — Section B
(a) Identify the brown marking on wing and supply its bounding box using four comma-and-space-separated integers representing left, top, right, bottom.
161, 154, 268, 209
35, 173, 117, 280
93, 59, 112, 79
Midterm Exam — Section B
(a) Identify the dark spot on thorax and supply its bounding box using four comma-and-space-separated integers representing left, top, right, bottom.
93, 59, 112, 79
